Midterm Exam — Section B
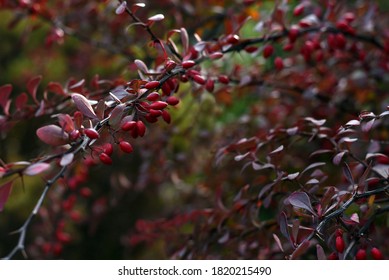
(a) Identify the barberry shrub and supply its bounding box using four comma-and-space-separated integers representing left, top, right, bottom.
1, 0, 389, 260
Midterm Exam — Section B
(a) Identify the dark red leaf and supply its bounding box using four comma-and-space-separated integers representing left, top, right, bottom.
47, 82, 66, 96
27, 75, 42, 103
278, 212, 291, 243
15, 93, 28, 111
316, 244, 326, 260
0, 84, 12, 111
0, 180, 13, 212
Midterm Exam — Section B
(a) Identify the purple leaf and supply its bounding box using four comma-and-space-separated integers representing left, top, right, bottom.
269, 145, 284, 155
290, 240, 310, 259
342, 162, 354, 185
60, 153, 74, 167
116, 1, 127, 15
333, 151, 347, 165
180, 28, 189, 55
304, 117, 326, 126
301, 162, 326, 176
134, 59, 149, 73
0, 180, 13, 211
278, 212, 291, 243
109, 103, 126, 127
362, 118, 375, 132
316, 244, 326, 260
71, 93, 98, 119
273, 233, 284, 252
148, 14, 164, 22
24, 162, 51, 176
288, 192, 317, 216
345, 119, 360, 127
36, 125, 69, 146
27, 75, 42, 103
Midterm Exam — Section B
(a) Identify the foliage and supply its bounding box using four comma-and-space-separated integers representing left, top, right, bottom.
1, 0, 389, 260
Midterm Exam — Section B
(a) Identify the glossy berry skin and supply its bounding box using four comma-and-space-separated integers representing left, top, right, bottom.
335, 236, 345, 253
355, 249, 366, 260
371, 247, 383, 260
119, 141, 133, 153
166, 96, 179, 106
144, 81, 160, 90
84, 128, 99, 139
99, 152, 112, 165
263, 45, 274, 58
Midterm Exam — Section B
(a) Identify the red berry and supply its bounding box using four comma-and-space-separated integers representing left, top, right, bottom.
144, 80, 160, 89
192, 74, 206, 85
226, 34, 240, 44
371, 247, 383, 260
218, 75, 230, 84
103, 143, 113, 156
121, 121, 137, 131
69, 130, 80, 141
162, 110, 171, 124
328, 252, 338, 260
355, 249, 366, 260
84, 128, 99, 139
263, 45, 274, 58
146, 92, 160, 101
288, 26, 299, 42
182, 60, 196, 69
166, 96, 180, 106
274, 57, 284, 71
244, 46, 258, 53
336, 20, 349, 31
165, 60, 177, 72
205, 79, 215, 93
149, 109, 162, 117
293, 3, 305, 16
99, 152, 112, 165
136, 120, 146, 137
335, 236, 345, 253
79, 187, 92, 198
119, 141, 133, 153
149, 101, 168, 110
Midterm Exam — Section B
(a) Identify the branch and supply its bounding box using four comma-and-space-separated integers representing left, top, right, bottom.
2, 165, 67, 260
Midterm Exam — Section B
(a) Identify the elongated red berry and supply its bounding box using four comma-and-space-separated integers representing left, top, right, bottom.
146, 92, 160, 101
149, 101, 168, 110
263, 45, 274, 58
149, 109, 162, 117
274, 57, 284, 71
84, 128, 99, 139
355, 249, 366, 260
136, 120, 146, 137
205, 79, 215, 93
162, 110, 171, 123
166, 96, 179, 106
371, 247, 383, 260
288, 26, 299, 42
226, 34, 239, 44
121, 121, 137, 131
328, 252, 338, 260
144, 81, 160, 89
182, 60, 195, 69
335, 236, 345, 253
99, 152, 112, 165
103, 143, 113, 156
218, 75, 229, 84
119, 141, 133, 153
293, 3, 305, 16
192, 75, 206, 85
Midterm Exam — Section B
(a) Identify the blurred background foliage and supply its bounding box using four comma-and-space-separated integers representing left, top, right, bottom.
1, 0, 389, 259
